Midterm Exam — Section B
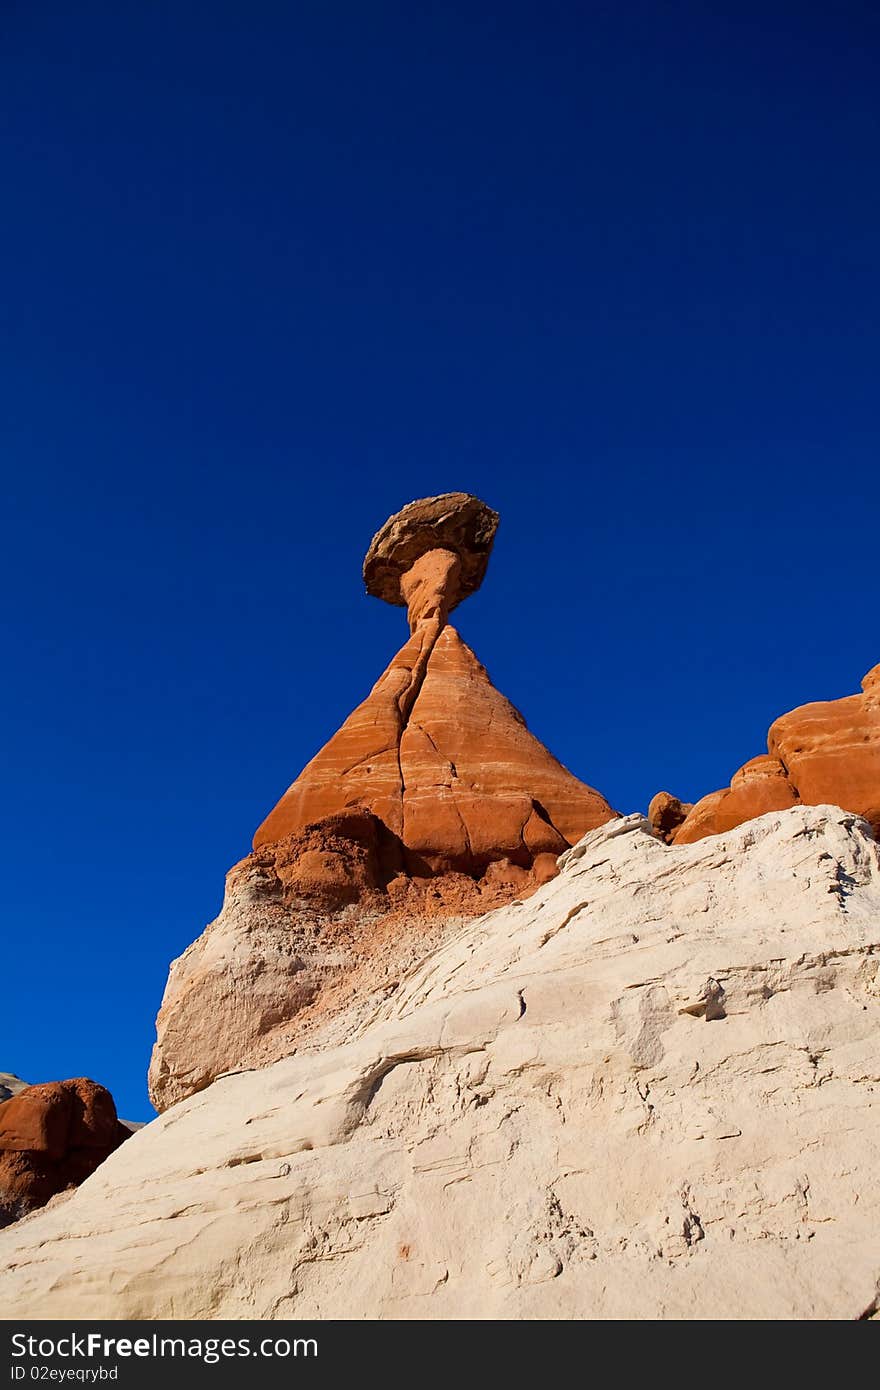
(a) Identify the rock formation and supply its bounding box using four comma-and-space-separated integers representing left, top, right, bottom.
0, 1078, 129, 1227
254, 493, 612, 868
647, 791, 692, 843
671, 664, 880, 845
149, 494, 614, 1111
5, 805, 880, 1319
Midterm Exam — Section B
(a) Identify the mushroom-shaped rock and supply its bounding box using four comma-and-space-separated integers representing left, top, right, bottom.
254, 492, 612, 863
363, 492, 499, 611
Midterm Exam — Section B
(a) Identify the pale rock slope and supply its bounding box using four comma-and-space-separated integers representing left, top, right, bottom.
2, 805, 880, 1320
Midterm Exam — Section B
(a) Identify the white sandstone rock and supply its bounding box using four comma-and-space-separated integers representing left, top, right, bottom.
2, 805, 879, 1320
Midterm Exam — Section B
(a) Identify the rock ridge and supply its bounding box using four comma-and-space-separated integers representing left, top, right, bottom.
668, 663, 880, 844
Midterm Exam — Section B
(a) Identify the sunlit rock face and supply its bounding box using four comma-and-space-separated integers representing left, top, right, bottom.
672, 663, 880, 845
254, 493, 613, 870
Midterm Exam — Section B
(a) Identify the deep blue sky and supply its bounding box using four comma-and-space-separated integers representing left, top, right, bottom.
2, 3, 878, 1119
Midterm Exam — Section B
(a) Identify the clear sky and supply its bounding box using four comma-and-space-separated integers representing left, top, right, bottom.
2, 2, 878, 1119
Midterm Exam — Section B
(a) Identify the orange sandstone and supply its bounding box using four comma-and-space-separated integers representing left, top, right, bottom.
255, 494, 614, 873
673, 664, 880, 844
0, 1079, 128, 1226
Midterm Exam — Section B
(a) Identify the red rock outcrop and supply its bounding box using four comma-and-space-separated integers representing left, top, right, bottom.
672, 664, 880, 845
0, 1079, 128, 1226
246, 807, 554, 917
647, 791, 692, 843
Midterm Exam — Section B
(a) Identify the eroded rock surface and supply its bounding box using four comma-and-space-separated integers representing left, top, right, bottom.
148, 803, 562, 1112
8, 806, 880, 1319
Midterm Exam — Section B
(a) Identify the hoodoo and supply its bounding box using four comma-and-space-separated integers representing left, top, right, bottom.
254, 493, 613, 870
149, 494, 615, 1110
